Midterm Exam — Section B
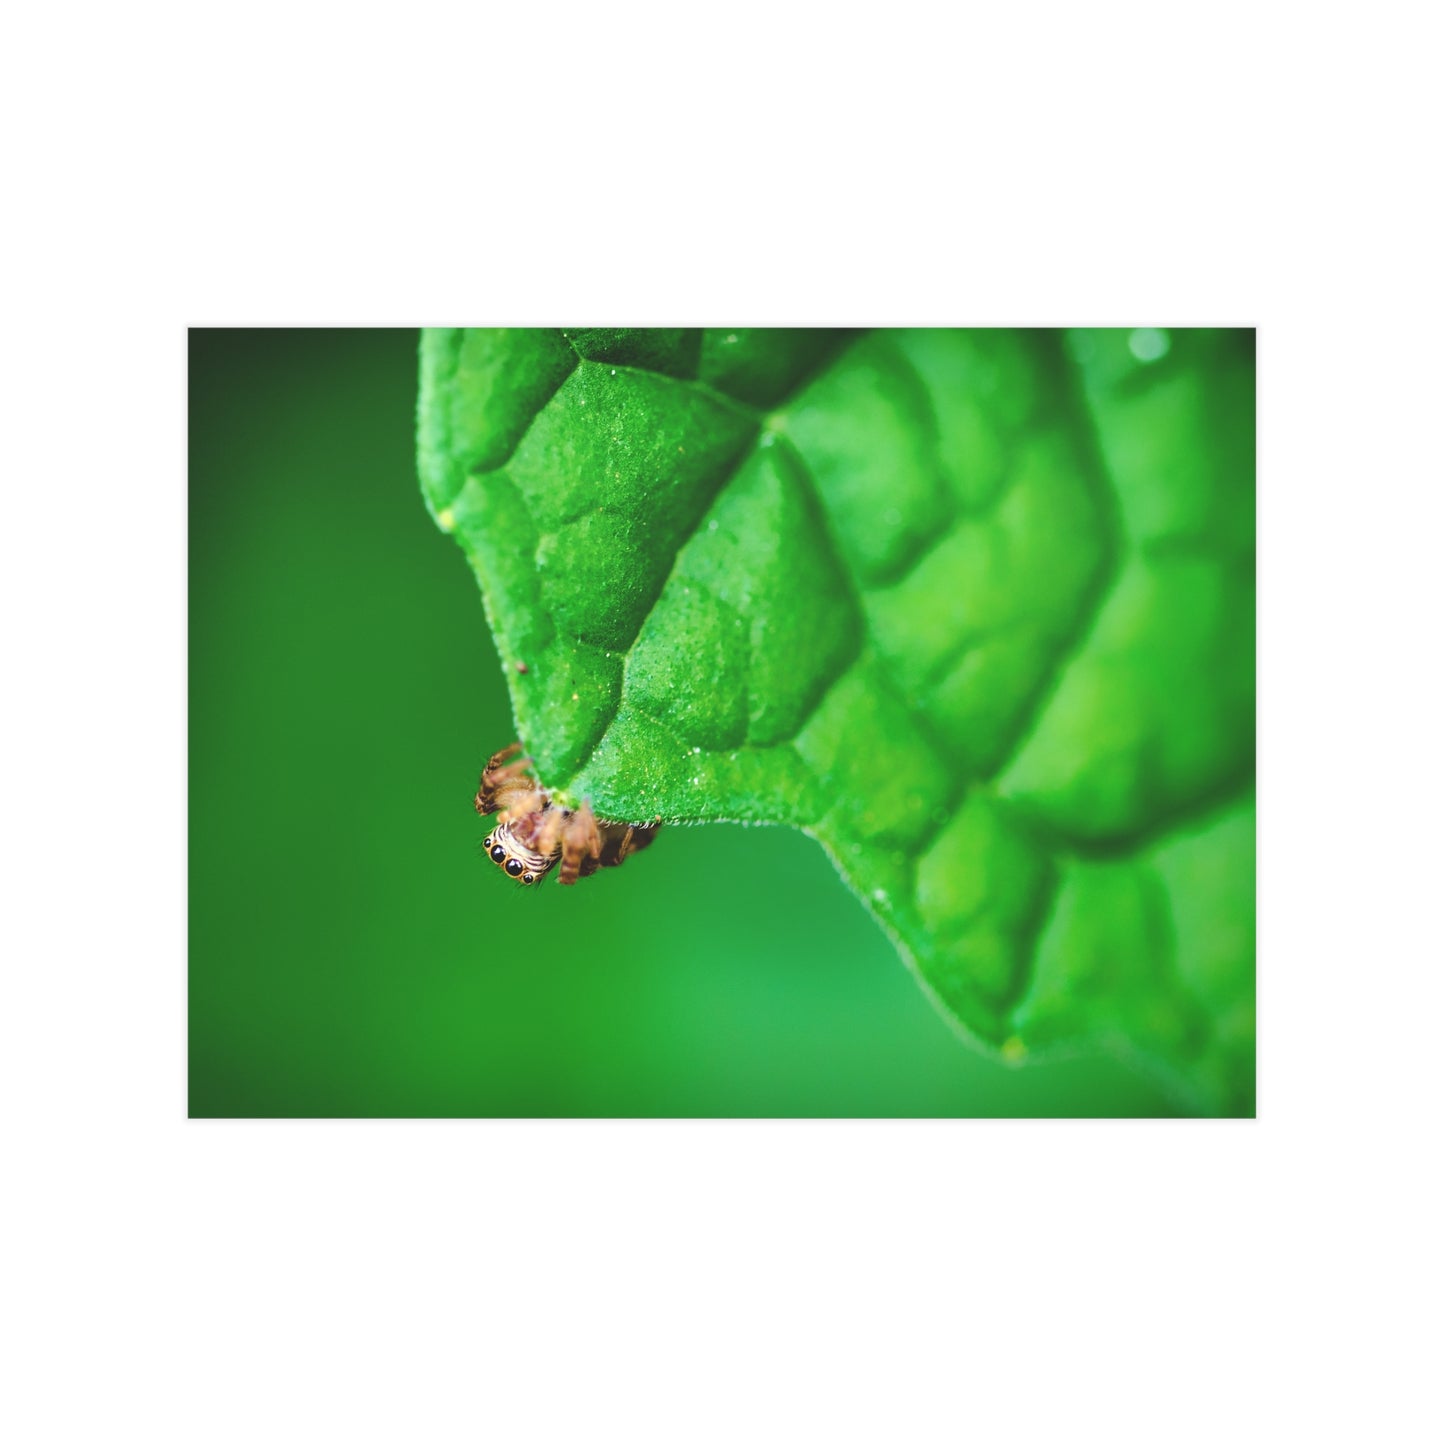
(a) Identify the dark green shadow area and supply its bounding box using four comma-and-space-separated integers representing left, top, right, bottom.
188, 328, 1183, 1117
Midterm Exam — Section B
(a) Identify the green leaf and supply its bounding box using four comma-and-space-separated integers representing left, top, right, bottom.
417, 326, 1256, 1115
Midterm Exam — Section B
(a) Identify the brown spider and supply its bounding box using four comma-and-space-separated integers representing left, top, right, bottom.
473, 742, 659, 886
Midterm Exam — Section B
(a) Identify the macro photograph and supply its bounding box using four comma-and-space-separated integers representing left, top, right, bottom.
189, 326, 1256, 1118
21, 9, 1438, 1440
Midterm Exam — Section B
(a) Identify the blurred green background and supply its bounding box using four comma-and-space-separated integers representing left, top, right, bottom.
189, 328, 1183, 1116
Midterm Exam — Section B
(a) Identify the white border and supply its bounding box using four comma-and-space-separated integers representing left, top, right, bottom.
5, 3, 1441, 1439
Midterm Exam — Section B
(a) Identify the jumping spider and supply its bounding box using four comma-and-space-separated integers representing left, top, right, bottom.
474, 742, 659, 886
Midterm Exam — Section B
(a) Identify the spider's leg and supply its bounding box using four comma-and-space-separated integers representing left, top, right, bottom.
557, 801, 603, 886
475, 743, 536, 815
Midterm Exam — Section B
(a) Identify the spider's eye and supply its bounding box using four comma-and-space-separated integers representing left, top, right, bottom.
484, 834, 494, 848
521, 872, 535, 884
505, 858, 524, 877
490, 845, 507, 863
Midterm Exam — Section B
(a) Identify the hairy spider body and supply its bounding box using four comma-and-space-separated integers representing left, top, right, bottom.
474, 742, 658, 887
